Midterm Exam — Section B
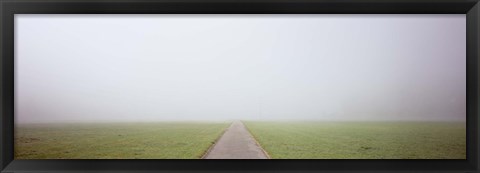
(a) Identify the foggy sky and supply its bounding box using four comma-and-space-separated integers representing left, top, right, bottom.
15, 14, 466, 123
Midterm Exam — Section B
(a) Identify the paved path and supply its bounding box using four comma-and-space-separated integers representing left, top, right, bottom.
203, 121, 269, 159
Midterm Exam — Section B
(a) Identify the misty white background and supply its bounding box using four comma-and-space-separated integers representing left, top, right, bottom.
15, 14, 466, 123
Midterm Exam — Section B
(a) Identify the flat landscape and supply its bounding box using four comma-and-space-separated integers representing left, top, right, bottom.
15, 121, 466, 159
244, 121, 466, 159
15, 122, 229, 159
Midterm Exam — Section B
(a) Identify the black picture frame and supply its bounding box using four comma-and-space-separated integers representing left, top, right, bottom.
1, 0, 479, 172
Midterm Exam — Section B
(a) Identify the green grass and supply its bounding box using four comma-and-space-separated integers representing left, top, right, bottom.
15, 122, 229, 159
244, 121, 466, 159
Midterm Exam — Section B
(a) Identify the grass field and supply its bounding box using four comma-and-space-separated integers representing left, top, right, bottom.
244, 121, 466, 159
15, 122, 229, 159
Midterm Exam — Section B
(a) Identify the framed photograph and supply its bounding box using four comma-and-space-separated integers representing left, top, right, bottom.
1, 0, 479, 172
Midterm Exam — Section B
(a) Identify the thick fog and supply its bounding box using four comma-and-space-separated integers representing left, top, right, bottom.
15, 14, 466, 123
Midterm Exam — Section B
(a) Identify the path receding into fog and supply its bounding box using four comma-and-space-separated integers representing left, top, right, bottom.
203, 121, 269, 159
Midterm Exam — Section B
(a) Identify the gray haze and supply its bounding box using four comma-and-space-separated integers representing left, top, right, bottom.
15, 14, 466, 123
